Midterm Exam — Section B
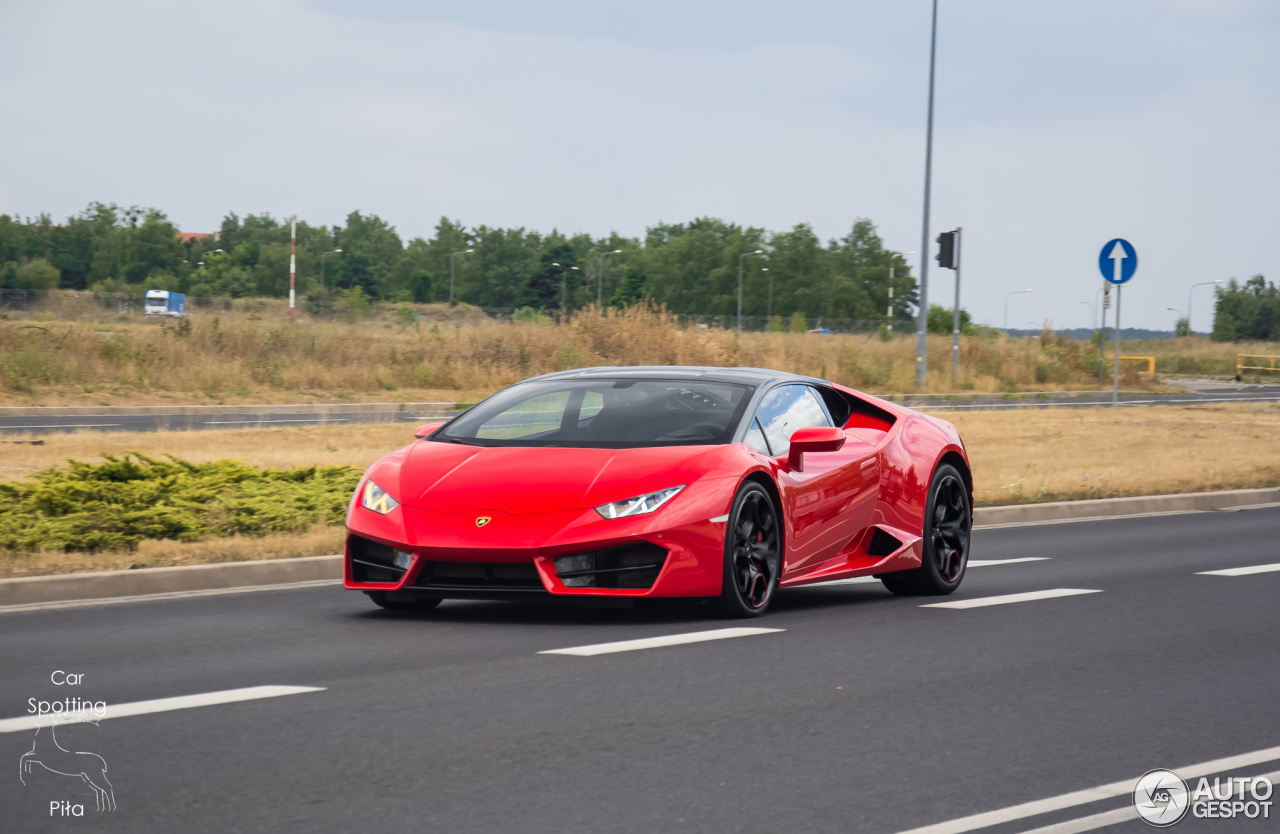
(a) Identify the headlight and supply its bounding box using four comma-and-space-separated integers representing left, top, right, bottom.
594, 486, 684, 519
361, 480, 400, 514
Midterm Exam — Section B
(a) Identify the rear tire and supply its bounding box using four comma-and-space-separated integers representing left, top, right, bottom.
714, 482, 782, 618
881, 463, 971, 596
366, 591, 442, 611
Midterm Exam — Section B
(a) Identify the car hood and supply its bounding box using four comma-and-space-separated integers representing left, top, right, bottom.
397, 442, 734, 515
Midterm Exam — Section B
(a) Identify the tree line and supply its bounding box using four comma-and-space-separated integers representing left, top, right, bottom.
1211, 276, 1279, 342
0, 203, 920, 323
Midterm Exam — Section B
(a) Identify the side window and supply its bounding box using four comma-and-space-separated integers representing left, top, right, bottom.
743, 417, 770, 455
754, 385, 832, 457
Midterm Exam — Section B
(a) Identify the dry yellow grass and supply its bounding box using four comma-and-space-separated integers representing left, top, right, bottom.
3, 401, 1278, 578
2, 303, 1205, 406
951, 402, 1280, 505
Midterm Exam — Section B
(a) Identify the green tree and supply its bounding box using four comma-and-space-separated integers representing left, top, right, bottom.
788, 311, 807, 332
337, 253, 379, 299
334, 286, 372, 323
1212, 276, 1278, 341
609, 269, 648, 307
927, 304, 974, 335
1175, 317, 1191, 338
15, 258, 60, 290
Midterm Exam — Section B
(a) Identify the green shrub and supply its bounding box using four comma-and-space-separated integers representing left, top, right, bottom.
0, 453, 360, 553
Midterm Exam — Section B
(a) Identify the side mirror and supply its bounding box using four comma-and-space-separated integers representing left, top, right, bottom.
413, 422, 445, 439
786, 426, 845, 472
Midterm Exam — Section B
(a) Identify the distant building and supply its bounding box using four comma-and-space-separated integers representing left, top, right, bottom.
175, 231, 221, 244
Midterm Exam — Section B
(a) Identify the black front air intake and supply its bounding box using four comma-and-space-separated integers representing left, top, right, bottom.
349, 535, 405, 584
409, 561, 544, 591
553, 542, 669, 590
867, 527, 904, 557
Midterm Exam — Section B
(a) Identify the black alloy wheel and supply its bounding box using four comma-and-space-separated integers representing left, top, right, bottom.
715, 482, 782, 618
881, 463, 971, 596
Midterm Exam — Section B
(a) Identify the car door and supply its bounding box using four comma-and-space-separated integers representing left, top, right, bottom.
755, 384, 878, 574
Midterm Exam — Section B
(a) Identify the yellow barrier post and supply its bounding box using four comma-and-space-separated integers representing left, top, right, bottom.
1104, 356, 1156, 377
1236, 354, 1280, 380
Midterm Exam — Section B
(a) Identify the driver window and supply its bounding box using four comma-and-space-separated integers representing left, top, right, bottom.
754, 385, 832, 457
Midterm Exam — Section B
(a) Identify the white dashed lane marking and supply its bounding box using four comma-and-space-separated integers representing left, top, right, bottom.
0, 686, 325, 733
1197, 562, 1280, 577
921, 588, 1101, 610
890, 746, 1280, 834
539, 627, 783, 657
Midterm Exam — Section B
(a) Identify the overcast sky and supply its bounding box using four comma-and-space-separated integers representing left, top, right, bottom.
2, 0, 1277, 330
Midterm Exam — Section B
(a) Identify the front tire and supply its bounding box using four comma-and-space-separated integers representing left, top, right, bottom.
881, 463, 971, 596
366, 591, 442, 611
714, 482, 782, 618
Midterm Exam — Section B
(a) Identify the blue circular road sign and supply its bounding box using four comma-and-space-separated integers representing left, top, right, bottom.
1099, 238, 1137, 285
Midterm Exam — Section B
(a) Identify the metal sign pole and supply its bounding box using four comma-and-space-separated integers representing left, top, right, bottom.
951, 227, 961, 385
1112, 284, 1122, 406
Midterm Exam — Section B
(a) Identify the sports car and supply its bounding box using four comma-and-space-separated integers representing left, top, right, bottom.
344, 366, 973, 617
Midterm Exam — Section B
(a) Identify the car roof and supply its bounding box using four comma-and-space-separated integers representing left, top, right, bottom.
525, 366, 826, 387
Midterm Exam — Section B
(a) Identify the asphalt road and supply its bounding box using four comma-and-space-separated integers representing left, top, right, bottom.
3, 508, 1279, 833
0, 409, 450, 435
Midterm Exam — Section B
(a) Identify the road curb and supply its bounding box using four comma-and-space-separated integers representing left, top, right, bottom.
2, 486, 1278, 608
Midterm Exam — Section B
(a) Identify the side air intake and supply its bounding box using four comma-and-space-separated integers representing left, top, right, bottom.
867, 527, 904, 557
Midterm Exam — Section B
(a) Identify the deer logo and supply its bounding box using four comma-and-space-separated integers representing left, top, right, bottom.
19, 717, 116, 812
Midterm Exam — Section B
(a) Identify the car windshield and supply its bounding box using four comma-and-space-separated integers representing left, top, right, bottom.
436, 379, 753, 448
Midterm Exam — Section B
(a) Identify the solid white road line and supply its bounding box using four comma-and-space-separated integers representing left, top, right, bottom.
1, 424, 122, 429
968, 557, 1051, 567
977, 510, 1211, 530
539, 627, 783, 657
890, 746, 1280, 834
805, 558, 1051, 588
1019, 768, 1280, 834
0, 579, 342, 615
0, 685, 325, 733
202, 418, 349, 424
1197, 562, 1280, 577
921, 589, 1101, 610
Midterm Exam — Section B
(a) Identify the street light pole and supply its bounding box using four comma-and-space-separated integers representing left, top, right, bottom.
449, 248, 473, 303
1078, 300, 1094, 331
597, 249, 622, 315
1003, 289, 1033, 330
916, 0, 940, 389
320, 249, 341, 290
1186, 280, 1222, 335
738, 249, 764, 331
551, 262, 580, 318
1097, 284, 1109, 386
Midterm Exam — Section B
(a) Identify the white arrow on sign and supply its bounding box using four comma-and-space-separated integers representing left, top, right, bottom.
1108, 241, 1128, 284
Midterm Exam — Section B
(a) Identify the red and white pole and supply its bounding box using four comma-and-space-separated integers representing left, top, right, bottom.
289, 216, 296, 324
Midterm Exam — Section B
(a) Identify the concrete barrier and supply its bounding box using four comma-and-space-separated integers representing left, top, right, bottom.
2, 486, 1277, 607
973, 486, 1280, 526
0, 555, 341, 607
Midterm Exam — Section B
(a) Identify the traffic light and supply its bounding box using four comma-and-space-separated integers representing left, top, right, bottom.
936, 231, 957, 269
